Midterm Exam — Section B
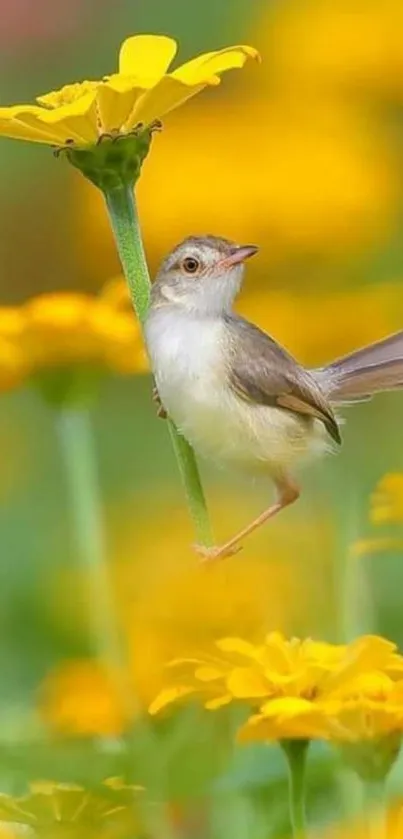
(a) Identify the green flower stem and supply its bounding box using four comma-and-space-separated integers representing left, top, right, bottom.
363, 779, 388, 839
282, 740, 309, 838
55, 407, 122, 668
103, 184, 213, 546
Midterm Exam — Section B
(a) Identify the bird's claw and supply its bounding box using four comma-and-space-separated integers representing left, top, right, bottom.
152, 385, 167, 419
194, 542, 243, 564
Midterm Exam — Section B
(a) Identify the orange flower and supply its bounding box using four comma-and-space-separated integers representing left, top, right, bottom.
40, 660, 131, 737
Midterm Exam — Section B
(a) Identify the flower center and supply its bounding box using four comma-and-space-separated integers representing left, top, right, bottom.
36, 81, 99, 109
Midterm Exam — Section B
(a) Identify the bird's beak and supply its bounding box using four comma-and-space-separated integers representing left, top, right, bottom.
220, 244, 259, 268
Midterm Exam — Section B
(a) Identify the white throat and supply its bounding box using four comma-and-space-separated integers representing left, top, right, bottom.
160, 268, 243, 317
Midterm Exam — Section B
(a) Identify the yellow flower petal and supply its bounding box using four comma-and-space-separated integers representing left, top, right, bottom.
148, 685, 195, 715
172, 45, 259, 85
204, 693, 232, 710
216, 637, 259, 658
96, 83, 143, 134
125, 76, 208, 131
0, 92, 99, 147
238, 697, 328, 742
0, 105, 68, 145
326, 635, 397, 694
33, 92, 99, 145
194, 666, 224, 682
226, 666, 271, 698
119, 35, 177, 81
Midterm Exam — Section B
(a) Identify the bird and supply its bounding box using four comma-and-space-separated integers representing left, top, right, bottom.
144, 234, 403, 562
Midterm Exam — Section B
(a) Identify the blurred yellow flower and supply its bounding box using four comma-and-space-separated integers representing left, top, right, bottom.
314, 804, 403, 839
0, 289, 147, 396
41, 495, 336, 732
352, 473, 403, 557
23, 291, 147, 374
40, 659, 131, 737
0, 307, 28, 394
266, 0, 403, 98
0, 34, 257, 147
241, 282, 403, 367
370, 473, 403, 525
0, 778, 142, 838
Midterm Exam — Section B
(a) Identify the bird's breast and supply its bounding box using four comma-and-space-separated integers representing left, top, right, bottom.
144, 307, 327, 470
145, 308, 227, 417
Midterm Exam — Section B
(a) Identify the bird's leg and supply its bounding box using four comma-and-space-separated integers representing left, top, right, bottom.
195, 475, 300, 563
152, 382, 167, 419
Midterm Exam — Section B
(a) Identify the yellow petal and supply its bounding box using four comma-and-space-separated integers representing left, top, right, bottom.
204, 693, 232, 710
226, 667, 270, 698
172, 45, 259, 85
216, 638, 259, 659
148, 685, 195, 715
33, 92, 99, 145
97, 83, 144, 134
238, 697, 328, 742
194, 666, 224, 682
259, 696, 316, 718
119, 35, 177, 81
326, 635, 397, 694
0, 105, 68, 145
125, 76, 208, 130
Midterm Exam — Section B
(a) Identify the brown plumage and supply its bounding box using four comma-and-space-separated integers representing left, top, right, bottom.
225, 315, 341, 445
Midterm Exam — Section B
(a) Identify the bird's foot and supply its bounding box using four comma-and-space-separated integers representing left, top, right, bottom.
194, 542, 243, 564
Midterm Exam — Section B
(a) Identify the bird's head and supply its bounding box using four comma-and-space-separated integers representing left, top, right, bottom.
152, 235, 258, 315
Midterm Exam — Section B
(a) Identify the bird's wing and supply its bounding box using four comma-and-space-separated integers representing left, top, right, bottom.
225, 315, 341, 445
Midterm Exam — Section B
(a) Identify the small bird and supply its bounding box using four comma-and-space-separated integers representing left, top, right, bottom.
145, 235, 403, 561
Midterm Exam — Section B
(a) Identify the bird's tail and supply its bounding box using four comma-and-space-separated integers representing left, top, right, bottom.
313, 330, 403, 403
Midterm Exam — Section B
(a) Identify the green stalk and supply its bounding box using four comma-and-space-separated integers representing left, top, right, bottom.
362, 779, 388, 839
102, 184, 213, 546
282, 740, 309, 838
55, 407, 122, 668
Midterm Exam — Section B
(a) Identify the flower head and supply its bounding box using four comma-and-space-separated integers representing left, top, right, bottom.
40, 659, 132, 737
149, 631, 403, 773
23, 291, 147, 375
0, 778, 142, 838
0, 288, 147, 402
0, 35, 258, 148
370, 473, 403, 525
149, 633, 403, 719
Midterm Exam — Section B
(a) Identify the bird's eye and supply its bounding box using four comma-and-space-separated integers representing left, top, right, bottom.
182, 256, 200, 274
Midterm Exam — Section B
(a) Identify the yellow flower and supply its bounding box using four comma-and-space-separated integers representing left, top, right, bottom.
0, 35, 257, 147
0, 307, 28, 394
0, 289, 148, 399
370, 473, 403, 525
23, 291, 147, 374
312, 805, 403, 839
0, 778, 142, 838
149, 633, 403, 722
266, 0, 403, 99
39, 659, 132, 737
351, 473, 403, 557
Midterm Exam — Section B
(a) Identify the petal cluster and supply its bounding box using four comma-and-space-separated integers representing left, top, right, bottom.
0, 287, 147, 395
0, 35, 258, 147
149, 633, 403, 747
0, 778, 142, 837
